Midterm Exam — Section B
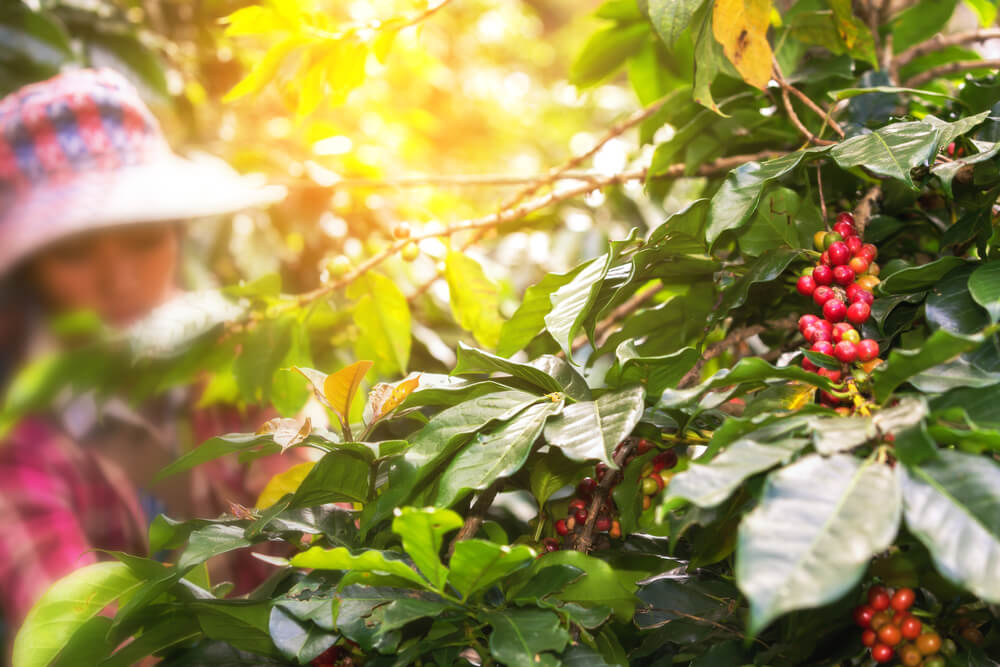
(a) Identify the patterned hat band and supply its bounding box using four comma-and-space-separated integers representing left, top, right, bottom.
0, 68, 285, 274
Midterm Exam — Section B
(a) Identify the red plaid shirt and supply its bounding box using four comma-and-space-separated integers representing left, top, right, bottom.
0, 404, 298, 646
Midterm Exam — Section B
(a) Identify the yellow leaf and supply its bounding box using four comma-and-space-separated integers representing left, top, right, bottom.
712, 0, 774, 90
256, 461, 316, 509
324, 360, 374, 421
787, 384, 817, 411
223, 38, 301, 103
370, 374, 421, 421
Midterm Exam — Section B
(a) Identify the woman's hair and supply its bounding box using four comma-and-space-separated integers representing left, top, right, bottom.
0, 274, 34, 391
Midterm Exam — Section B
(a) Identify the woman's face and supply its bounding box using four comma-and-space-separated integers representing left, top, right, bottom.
30, 224, 179, 327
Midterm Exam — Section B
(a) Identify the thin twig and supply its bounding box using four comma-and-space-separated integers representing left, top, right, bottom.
678, 316, 798, 389
816, 164, 828, 224
448, 478, 504, 558
295, 151, 785, 307
894, 28, 1000, 68
567, 281, 662, 355
784, 81, 845, 137
575, 440, 635, 553
772, 61, 838, 145
906, 59, 1000, 88
316, 171, 611, 189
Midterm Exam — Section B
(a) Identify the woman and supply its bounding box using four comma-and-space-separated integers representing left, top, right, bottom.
0, 68, 293, 652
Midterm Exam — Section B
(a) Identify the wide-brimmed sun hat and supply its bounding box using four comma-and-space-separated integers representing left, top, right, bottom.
0, 67, 286, 274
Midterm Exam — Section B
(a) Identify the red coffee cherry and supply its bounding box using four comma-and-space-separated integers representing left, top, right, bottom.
868, 586, 891, 611
847, 301, 871, 324
833, 265, 855, 286
854, 604, 876, 627
859, 243, 878, 261
812, 264, 834, 285
595, 515, 612, 532
820, 250, 831, 266
805, 325, 832, 343
797, 275, 817, 296
823, 298, 847, 322
851, 287, 875, 306
828, 241, 851, 265
832, 322, 854, 342
569, 498, 587, 512
861, 629, 877, 646
900, 615, 922, 640
836, 211, 855, 226
812, 340, 835, 356
877, 623, 902, 647
833, 220, 856, 238
799, 314, 820, 334
834, 340, 858, 363
573, 508, 588, 523
890, 588, 915, 612
818, 367, 842, 383
577, 477, 597, 497
847, 236, 863, 253
637, 438, 653, 454
849, 256, 869, 275
871, 643, 894, 663
813, 286, 836, 306
554, 519, 569, 536
653, 450, 678, 471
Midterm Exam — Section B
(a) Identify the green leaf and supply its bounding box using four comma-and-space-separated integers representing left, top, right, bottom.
98, 613, 201, 667
452, 344, 565, 394
969, 262, 1000, 324
872, 328, 989, 401
634, 577, 740, 629
434, 400, 563, 507
890, 0, 958, 53
829, 121, 939, 189
483, 609, 570, 665
876, 257, 969, 295
13, 562, 141, 667
544, 255, 613, 357
391, 507, 463, 591
155, 433, 277, 481
267, 607, 337, 664
331, 586, 426, 653
348, 272, 411, 375
529, 355, 592, 402
191, 601, 280, 657
605, 343, 699, 396
925, 264, 991, 335
445, 251, 503, 349
448, 540, 535, 599
544, 386, 645, 467
665, 432, 809, 509
713, 248, 807, 324
0, 4, 74, 69
691, 2, 723, 113
647, 0, 708, 49
932, 140, 1000, 197
84, 31, 169, 99
291, 546, 429, 588
529, 449, 590, 507
964, 0, 999, 26
288, 449, 372, 506
809, 397, 929, 455
737, 455, 901, 635
522, 550, 638, 620
706, 151, 819, 245
365, 391, 540, 528
921, 112, 991, 151
901, 449, 1000, 603
737, 187, 825, 258
498, 267, 584, 357
570, 23, 649, 88
177, 524, 254, 571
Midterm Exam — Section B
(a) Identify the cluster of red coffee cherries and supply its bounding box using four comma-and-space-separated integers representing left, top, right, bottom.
544, 439, 677, 551
853, 586, 952, 665
795, 212, 883, 404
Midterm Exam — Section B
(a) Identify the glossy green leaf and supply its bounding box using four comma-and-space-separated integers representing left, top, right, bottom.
522, 550, 638, 619
287, 448, 371, 506
872, 328, 989, 401
738, 187, 824, 257
448, 540, 535, 599
932, 140, 1000, 197
529, 355, 591, 402
13, 562, 141, 667
434, 399, 562, 507
877, 257, 968, 295
498, 267, 584, 357
969, 261, 1000, 324
901, 449, 1000, 602
829, 121, 938, 189
445, 251, 503, 349
391, 507, 463, 591
712, 248, 806, 323
926, 264, 991, 335
365, 390, 540, 528
647, 0, 707, 49
483, 609, 570, 665
529, 449, 590, 507
348, 272, 411, 375
291, 546, 429, 588
452, 344, 565, 394
665, 434, 809, 508
737, 455, 901, 635
606, 343, 699, 395
570, 23, 648, 87
890, 0, 958, 53
809, 397, 928, 455
544, 254, 612, 357
544, 385, 644, 467
706, 151, 819, 245
267, 607, 337, 664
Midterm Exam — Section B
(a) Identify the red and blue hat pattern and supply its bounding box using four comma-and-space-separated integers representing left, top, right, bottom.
0, 68, 168, 207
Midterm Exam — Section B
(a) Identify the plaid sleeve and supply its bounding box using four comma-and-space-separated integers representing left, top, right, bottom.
0, 420, 98, 630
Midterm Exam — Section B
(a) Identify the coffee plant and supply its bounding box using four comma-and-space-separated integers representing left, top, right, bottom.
7, 0, 1000, 665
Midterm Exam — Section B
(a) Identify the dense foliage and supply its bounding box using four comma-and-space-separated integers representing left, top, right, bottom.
6, 0, 1000, 665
